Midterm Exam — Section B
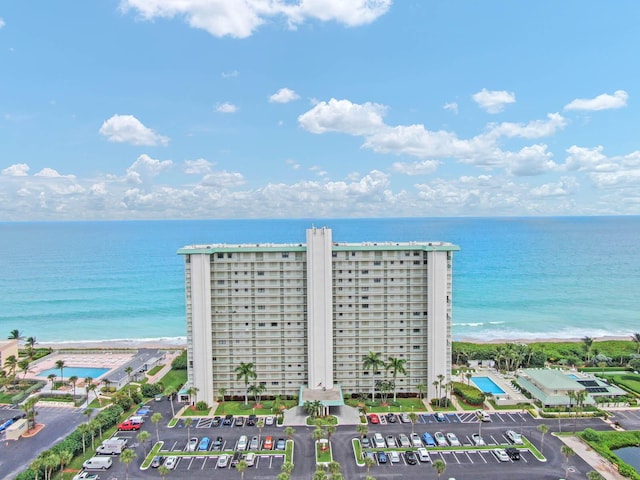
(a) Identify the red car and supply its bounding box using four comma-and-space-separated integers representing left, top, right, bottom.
368, 414, 380, 424
118, 420, 141, 431
263, 436, 273, 450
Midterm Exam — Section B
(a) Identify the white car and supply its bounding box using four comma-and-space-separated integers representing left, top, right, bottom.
398, 433, 411, 448
400, 413, 411, 423
164, 457, 178, 470
217, 454, 230, 468
187, 437, 198, 451
389, 451, 400, 463
446, 432, 460, 446
373, 432, 386, 448
417, 447, 431, 463
237, 435, 248, 451
493, 449, 510, 462
410, 433, 423, 448
244, 452, 256, 467
265, 415, 275, 426
506, 430, 524, 445
434, 431, 448, 446
476, 409, 491, 421
471, 433, 485, 446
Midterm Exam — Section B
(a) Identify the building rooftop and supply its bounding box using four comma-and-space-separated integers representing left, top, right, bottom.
519, 368, 583, 390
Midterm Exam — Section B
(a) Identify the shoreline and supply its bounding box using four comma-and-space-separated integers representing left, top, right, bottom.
32, 334, 636, 351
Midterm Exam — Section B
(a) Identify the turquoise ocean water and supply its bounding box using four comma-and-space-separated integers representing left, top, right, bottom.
0, 217, 638, 343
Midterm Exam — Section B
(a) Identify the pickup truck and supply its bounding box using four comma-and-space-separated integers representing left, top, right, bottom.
72, 472, 100, 480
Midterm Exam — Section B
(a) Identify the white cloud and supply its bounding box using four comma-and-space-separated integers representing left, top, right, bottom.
472, 88, 516, 113
221, 69, 239, 78
2, 163, 29, 176
269, 87, 300, 104
443, 102, 458, 114
565, 145, 610, 172
216, 102, 237, 113
530, 177, 578, 197
286, 159, 301, 170
298, 98, 386, 135
126, 154, 173, 182
34, 168, 76, 179
99, 114, 169, 146
503, 144, 558, 176
201, 170, 245, 188
0, 17, 5, 29
119, 0, 391, 38
564, 90, 629, 111
184, 159, 213, 175
391, 160, 440, 176
487, 113, 567, 139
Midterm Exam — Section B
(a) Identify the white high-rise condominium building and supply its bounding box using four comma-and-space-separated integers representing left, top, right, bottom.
178, 227, 459, 407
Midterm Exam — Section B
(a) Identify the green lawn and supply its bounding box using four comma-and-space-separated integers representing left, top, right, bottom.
214, 400, 295, 415
316, 441, 332, 463
158, 369, 187, 391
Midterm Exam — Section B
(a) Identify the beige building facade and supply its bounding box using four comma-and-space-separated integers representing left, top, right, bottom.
178, 227, 459, 406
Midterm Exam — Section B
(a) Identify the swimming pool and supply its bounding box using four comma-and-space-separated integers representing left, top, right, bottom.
567, 374, 579, 379
471, 376, 506, 395
38, 367, 110, 379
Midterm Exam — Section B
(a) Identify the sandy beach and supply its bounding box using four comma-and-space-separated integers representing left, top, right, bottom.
36, 337, 187, 350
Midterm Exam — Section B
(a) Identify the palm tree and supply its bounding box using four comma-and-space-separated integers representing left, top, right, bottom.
58, 450, 73, 476
281, 461, 294, 475
248, 383, 266, 406
326, 424, 336, 443
55, 359, 66, 382
234, 362, 257, 405
437, 374, 445, 404
327, 461, 341, 477
218, 387, 227, 402
363, 352, 384, 401
78, 423, 90, 453
561, 445, 575, 479
137, 430, 151, 457
409, 411, 417, 434
432, 458, 447, 478
125, 366, 134, 397
236, 459, 248, 479
86, 382, 100, 406
66, 375, 78, 399
537, 424, 549, 452
30, 455, 44, 480
277, 474, 290, 480
587, 471, 605, 480
158, 465, 170, 478
8, 329, 23, 340
151, 412, 163, 442
416, 383, 426, 400
47, 373, 57, 390
356, 422, 368, 439
364, 455, 375, 473
120, 448, 137, 480
43, 451, 60, 480
18, 358, 31, 380
386, 356, 407, 402
164, 385, 177, 417
313, 467, 328, 480
313, 426, 326, 447
22, 396, 38, 430
632, 332, 640, 354
582, 336, 594, 363
184, 417, 193, 445
3, 355, 18, 378
284, 426, 295, 440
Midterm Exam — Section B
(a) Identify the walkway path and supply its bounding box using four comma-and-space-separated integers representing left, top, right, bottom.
556, 435, 626, 480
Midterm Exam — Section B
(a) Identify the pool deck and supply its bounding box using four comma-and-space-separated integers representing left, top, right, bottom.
455, 368, 529, 406
29, 352, 134, 382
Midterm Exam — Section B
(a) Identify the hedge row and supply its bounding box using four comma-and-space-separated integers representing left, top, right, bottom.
452, 381, 485, 405
579, 428, 640, 480
16, 404, 124, 480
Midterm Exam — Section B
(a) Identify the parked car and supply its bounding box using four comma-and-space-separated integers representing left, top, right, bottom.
405, 450, 418, 465
361, 436, 371, 448
476, 409, 491, 421
117, 420, 140, 431
247, 414, 257, 426
187, 437, 198, 451
235, 416, 245, 427
446, 432, 461, 446
217, 454, 230, 468
230, 452, 242, 468
506, 430, 524, 445
223, 414, 233, 426
276, 438, 286, 450
435, 412, 446, 422
505, 447, 521, 460
151, 456, 164, 468
212, 416, 221, 427
493, 449, 510, 462
376, 451, 388, 464
265, 415, 275, 426
471, 433, 485, 446
417, 447, 431, 463
386, 434, 397, 448
244, 452, 256, 467
72, 473, 99, 480
373, 433, 386, 448
164, 456, 178, 470
379, 414, 387, 425
398, 433, 411, 448
434, 431, 447, 446
264, 436, 273, 450
249, 436, 259, 450
237, 435, 248, 451
368, 414, 380, 424
387, 413, 397, 423
422, 432, 436, 447
410, 433, 422, 447
212, 436, 223, 451
389, 451, 400, 463
198, 437, 210, 451
400, 413, 411, 423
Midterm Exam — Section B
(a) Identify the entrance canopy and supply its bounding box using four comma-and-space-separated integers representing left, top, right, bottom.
298, 384, 345, 407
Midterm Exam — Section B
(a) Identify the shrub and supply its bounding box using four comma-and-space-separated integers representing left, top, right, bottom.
141, 383, 164, 397
171, 350, 187, 369
452, 381, 485, 405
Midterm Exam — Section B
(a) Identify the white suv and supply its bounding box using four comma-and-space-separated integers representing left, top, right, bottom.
373, 433, 385, 448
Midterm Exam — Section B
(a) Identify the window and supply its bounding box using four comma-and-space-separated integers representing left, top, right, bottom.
374, 278, 381, 283
227, 253, 233, 258
257, 288, 265, 293
362, 296, 369, 300
257, 271, 265, 276
413, 328, 420, 333
361, 270, 368, 274
413, 312, 421, 316
351, 252, 356, 257
258, 322, 265, 327
362, 304, 369, 308
412, 345, 420, 350
373, 261, 381, 266
217, 253, 224, 258
271, 322, 278, 327
413, 260, 420, 265
217, 280, 225, 284
282, 252, 289, 258
258, 305, 265, 310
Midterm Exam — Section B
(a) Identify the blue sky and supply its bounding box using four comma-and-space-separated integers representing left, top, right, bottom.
1, 1, 639, 220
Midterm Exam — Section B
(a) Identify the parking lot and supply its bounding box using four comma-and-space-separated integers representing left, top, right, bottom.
66, 397, 616, 480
